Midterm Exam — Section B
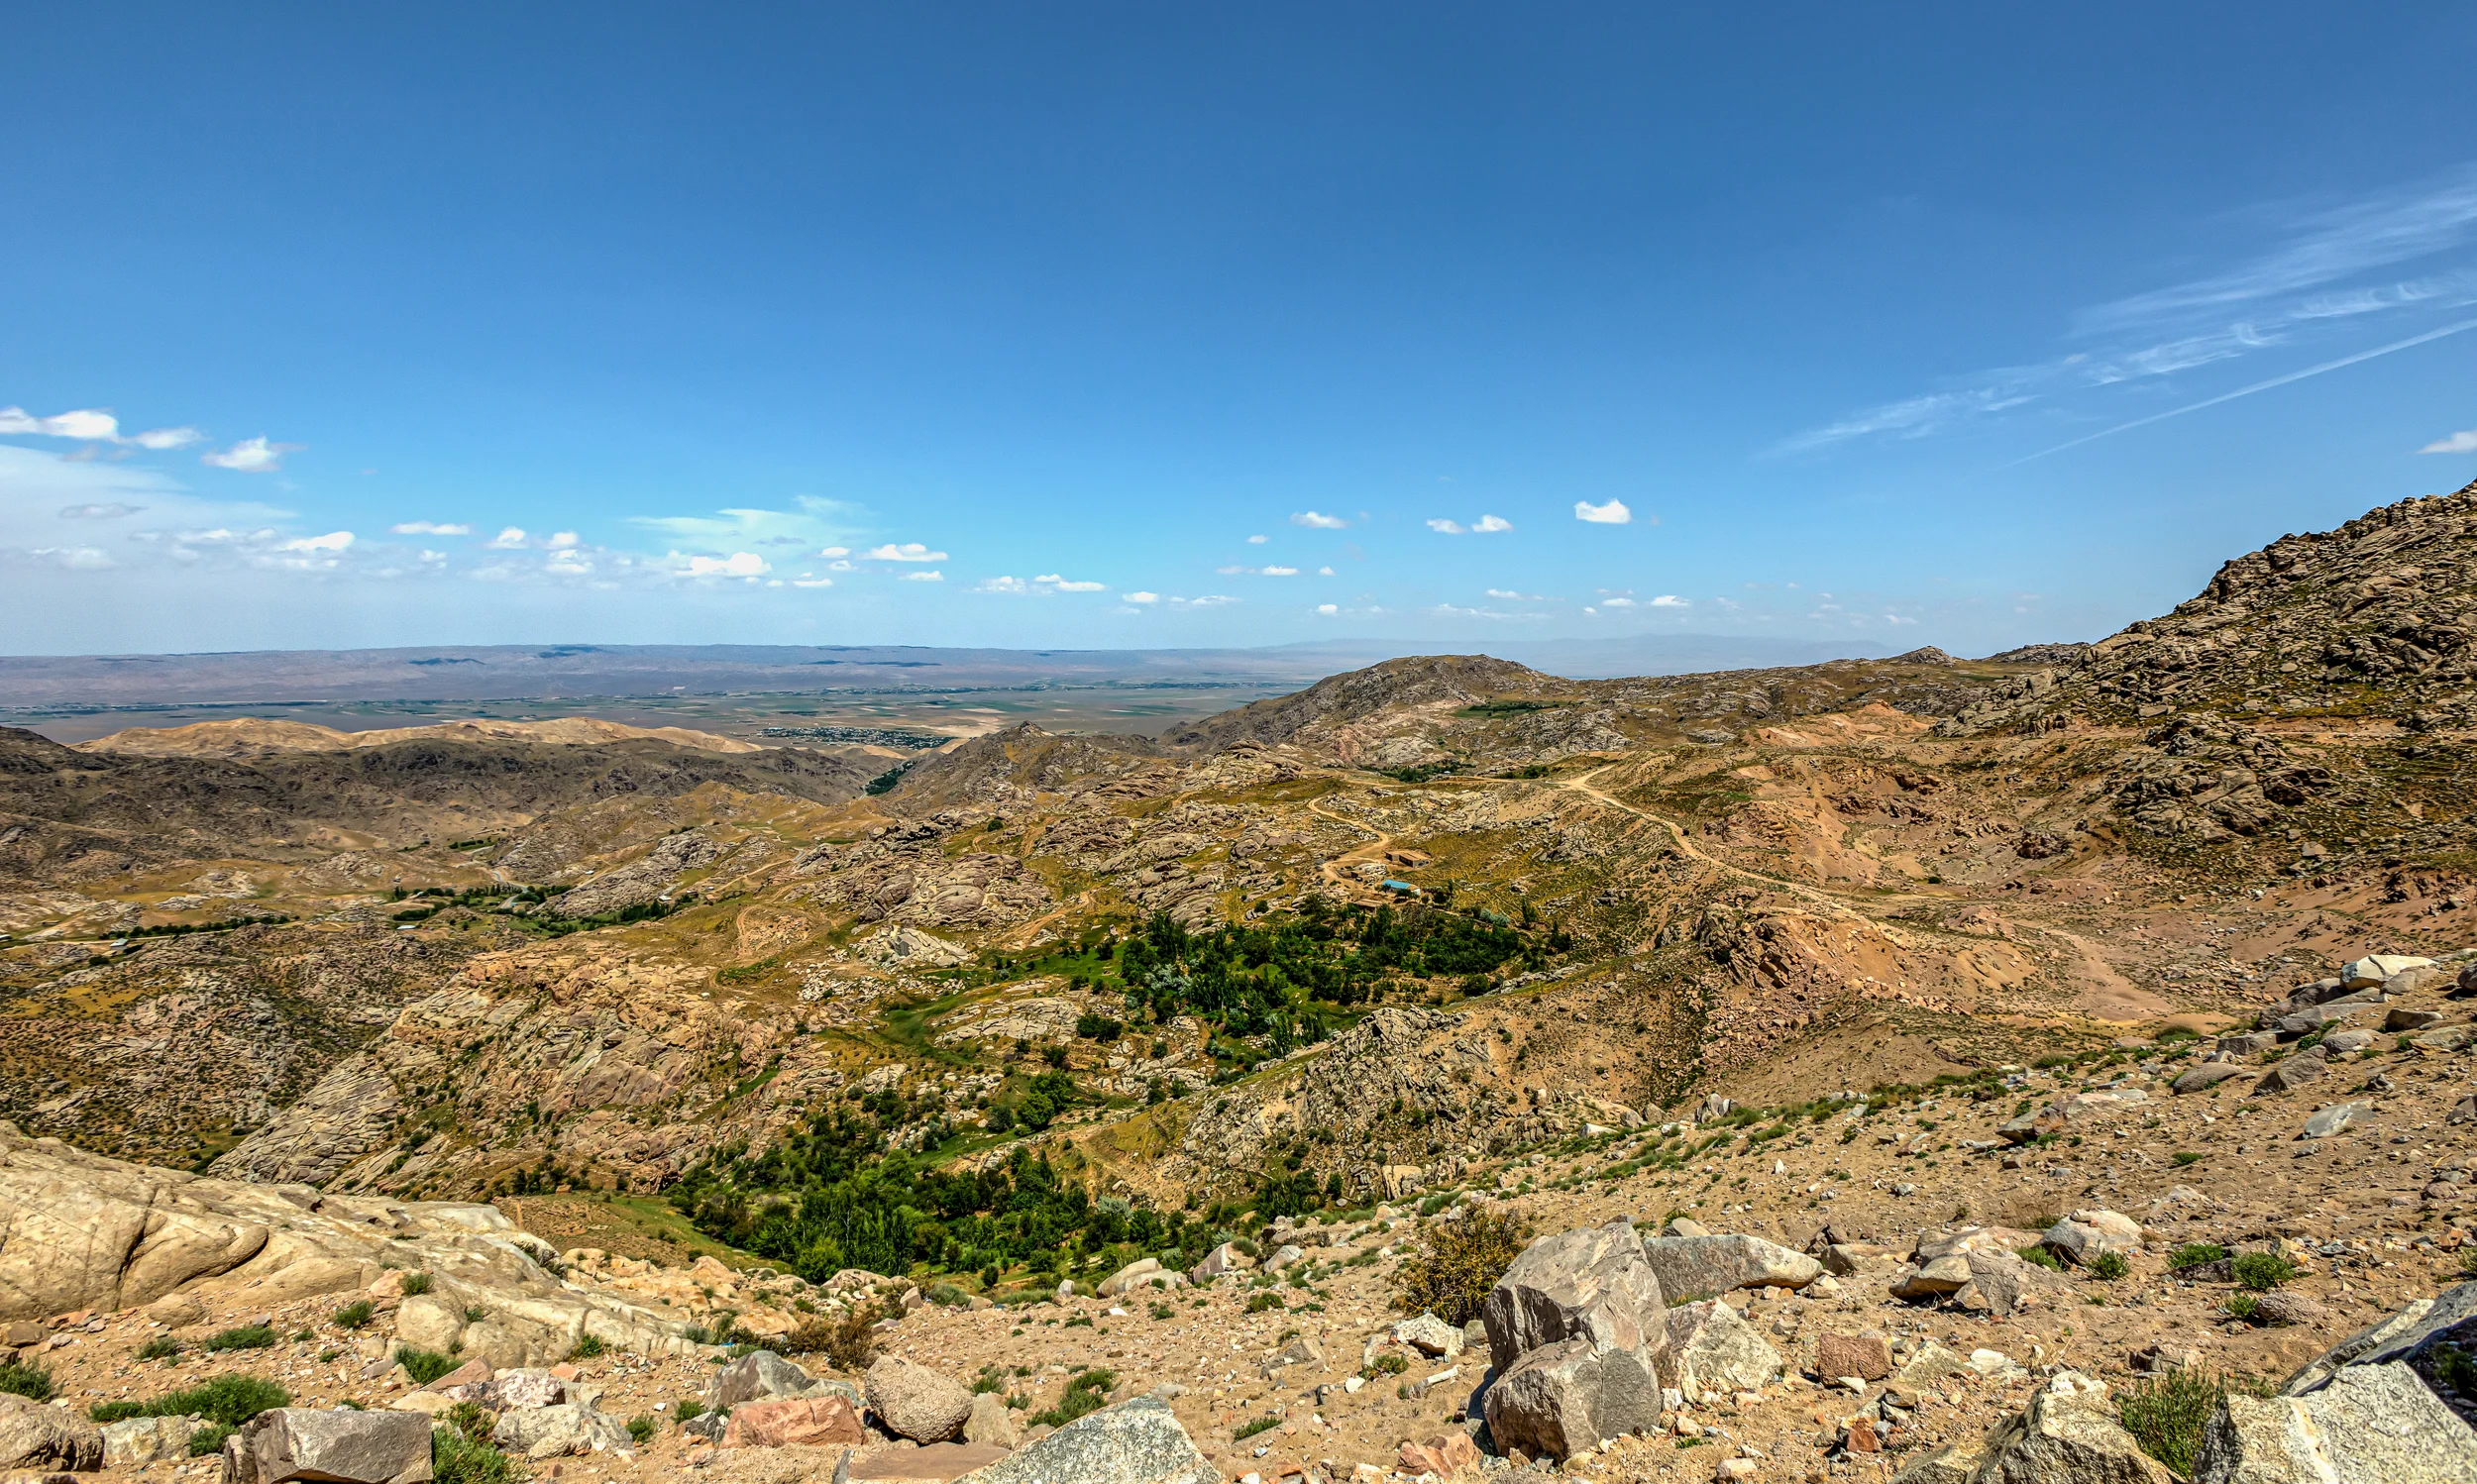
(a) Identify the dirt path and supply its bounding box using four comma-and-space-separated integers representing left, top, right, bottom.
1306, 795, 1395, 899
1555, 764, 1867, 922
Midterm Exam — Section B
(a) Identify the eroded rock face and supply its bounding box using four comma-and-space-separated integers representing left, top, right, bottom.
952, 1396, 1217, 1484
1481, 1219, 1669, 1372
490, 1404, 631, 1461
1639, 1231, 1821, 1299
720, 1396, 870, 1449
1967, 1372, 2172, 1484
1482, 1336, 1665, 1462
224, 1408, 433, 1484
0, 1392, 103, 1472
1663, 1299, 1780, 1400
866, 1354, 974, 1443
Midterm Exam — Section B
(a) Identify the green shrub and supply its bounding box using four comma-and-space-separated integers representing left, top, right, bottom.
397, 1348, 461, 1386
2171, 1152, 2203, 1166
568, 1334, 604, 1361
333, 1301, 375, 1330
681, 1325, 717, 1345
626, 1415, 657, 1445
1029, 1369, 1115, 1428
2018, 1244, 2061, 1271
1389, 1208, 1531, 1326
188, 1424, 232, 1457
2120, 1368, 2270, 1473
926, 1282, 969, 1309
0, 1358, 53, 1402
2232, 1253, 2297, 1292
1245, 1293, 1285, 1315
93, 1375, 289, 1429
2089, 1251, 2131, 1281
675, 1401, 706, 1425
1234, 1415, 1279, 1440
2168, 1243, 2227, 1270
430, 1425, 518, 1484
2225, 1294, 2258, 1322
202, 1325, 276, 1352
399, 1273, 433, 1297
136, 1336, 183, 1362
1363, 1352, 1409, 1378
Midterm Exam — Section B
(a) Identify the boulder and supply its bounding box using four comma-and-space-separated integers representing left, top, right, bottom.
1887, 1446, 1972, 1483
1638, 1231, 1820, 1300
2215, 1030, 2280, 1059
720, 1395, 870, 1448
2413, 1025, 2475, 1051
705, 1349, 851, 1411
1967, 1371, 2172, 1484
1888, 1255, 1972, 1301
963, 1390, 1020, 1449
393, 1295, 465, 1354
1186, 1242, 1252, 1284
1100, 1259, 1183, 1298
489, 1404, 630, 1461
2198, 1366, 2477, 1483
2174, 1063, 2251, 1095
2342, 954, 2430, 988
1815, 1333, 1892, 1384
2247, 1292, 2328, 1328
2301, 1103, 2367, 1140
1481, 1219, 1669, 1372
1261, 1244, 1306, 1274
2255, 1051, 2329, 1095
224, 1408, 432, 1484
950, 1396, 1217, 1484
2320, 1029, 2378, 1054
1662, 1300, 1780, 1400
1398, 1432, 1483, 1477
1821, 1242, 1901, 1275
1954, 1250, 2067, 1318
2271, 1004, 2376, 1038
1481, 1336, 1665, 1462
0, 1393, 102, 1472
1259, 1334, 1322, 1375
104, 1414, 201, 1468
2386, 1007, 2445, 1032
2042, 1210, 2142, 1266
1996, 1091, 2148, 1143
1392, 1313, 1462, 1358
866, 1354, 974, 1443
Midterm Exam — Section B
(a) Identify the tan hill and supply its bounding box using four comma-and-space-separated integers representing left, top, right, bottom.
77, 714, 762, 758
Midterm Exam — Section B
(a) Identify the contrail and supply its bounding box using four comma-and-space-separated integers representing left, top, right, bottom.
2004, 314, 2477, 467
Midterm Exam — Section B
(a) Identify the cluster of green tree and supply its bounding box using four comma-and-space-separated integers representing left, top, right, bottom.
668, 1102, 1215, 1283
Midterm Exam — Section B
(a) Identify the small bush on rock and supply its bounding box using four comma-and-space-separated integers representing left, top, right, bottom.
1389, 1207, 1530, 1326
93, 1375, 289, 1429
2017, 1244, 2061, 1271
399, 1273, 433, 1297
187, 1424, 232, 1457
568, 1334, 604, 1360
2232, 1253, 2297, 1291
333, 1301, 375, 1330
1030, 1369, 1115, 1429
2089, 1251, 2130, 1281
398, 1348, 461, 1386
2167, 1243, 2227, 1269
431, 1425, 518, 1484
2118, 1367, 2269, 1476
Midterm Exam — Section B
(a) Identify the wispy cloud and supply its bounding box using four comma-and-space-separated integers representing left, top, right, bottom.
899, 569, 943, 582
1484, 587, 1548, 600
976, 573, 1108, 595
0, 406, 202, 448
201, 436, 299, 474
867, 542, 947, 562
1290, 510, 1346, 529
58, 502, 143, 519
391, 520, 472, 536
1245, 533, 1268, 544
674, 551, 769, 579
2423, 428, 2477, 454
1573, 498, 1632, 524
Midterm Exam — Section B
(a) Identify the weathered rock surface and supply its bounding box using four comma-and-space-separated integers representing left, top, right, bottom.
1662, 1299, 1780, 1400
103, 1413, 202, 1468
1482, 1335, 1666, 1462
866, 1353, 974, 1443
1481, 1219, 1669, 1371
490, 1403, 631, 1460
224, 1408, 433, 1484
1639, 1231, 1820, 1299
952, 1396, 1217, 1484
1815, 1333, 1892, 1383
962, 1390, 1020, 1449
0, 1392, 103, 1472
1965, 1371, 2172, 1483
705, 1349, 851, 1411
720, 1395, 871, 1449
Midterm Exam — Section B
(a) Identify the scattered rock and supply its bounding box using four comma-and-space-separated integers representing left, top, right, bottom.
2174, 1063, 2251, 1094
1662, 1300, 1780, 1400
1481, 1219, 1669, 1372
2301, 1103, 2368, 1139
2042, 1209, 2143, 1265
720, 1395, 870, 1448
1964, 1371, 2172, 1483
103, 1415, 200, 1469
490, 1404, 631, 1461
2386, 1007, 2446, 1032
866, 1354, 975, 1443
1392, 1313, 1462, 1358
963, 1391, 1020, 1450
0, 1395, 101, 1473
2255, 1050, 2330, 1095
1815, 1333, 1892, 1384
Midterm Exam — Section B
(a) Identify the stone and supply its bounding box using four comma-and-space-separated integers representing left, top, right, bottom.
2300, 1103, 2366, 1139
1996, 1091, 2149, 1143
393, 1295, 465, 1354
1186, 1242, 1253, 1284
1969, 1371, 2172, 1484
1481, 1219, 1669, 1372
489, 1404, 630, 1461
2198, 1365, 2477, 1483
104, 1414, 201, 1468
1261, 1244, 1305, 1274
1821, 1242, 1900, 1275
2413, 1025, 2475, 1051
2175, 1063, 2252, 1094
950, 1396, 1216, 1484
1481, 1336, 1665, 1462
1894, 1342, 1975, 1386
1638, 1232, 1821, 1299
1888, 1255, 1972, 1301
2247, 1292, 2328, 1327
1397, 1432, 1482, 1476
0, 1395, 101, 1473
2272, 1004, 2376, 1038
1886, 1446, 1972, 1484
1955, 1250, 2066, 1319
720, 1395, 870, 1448
2043, 1209, 2142, 1265
1662, 1300, 1780, 1401
866, 1354, 975, 1443
1815, 1333, 1892, 1383
963, 1391, 1019, 1449
705, 1349, 852, 1411
2341, 954, 2430, 988
2319, 1028, 2377, 1054
1392, 1313, 1462, 1358
1260, 1334, 1322, 1374
2216, 1031, 2281, 1059
2254, 1051, 2329, 1095
1100, 1258, 1183, 1298
225, 1408, 432, 1484
1660, 1218, 1710, 1238
2385, 1007, 2445, 1031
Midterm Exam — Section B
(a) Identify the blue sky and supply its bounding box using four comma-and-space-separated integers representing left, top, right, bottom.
7, 5, 2477, 658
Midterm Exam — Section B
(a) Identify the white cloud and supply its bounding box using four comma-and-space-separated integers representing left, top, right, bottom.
1123, 590, 1160, 603
1216, 565, 1249, 575
1574, 498, 1632, 524
391, 520, 472, 536
1430, 513, 1515, 535
1169, 593, 1235, 607
29, 546, 112, 569
1315, 603, 1339, 615
1650, 594, 1689, 607
1290, 510, 1346, 529
1042, 576, 1105, 591
818, 545, 850, 557
900, 569, 943, 582
1485, 588, 1547, 600
487, 527, 529, 548
0, 407, 121, 440
867, 542, 947, 562
1246, 534, 1268, 544
977, 576, 1032, 594
678, 551, 770, 579
275, 531, 354, 554
1427, 518, 1466, 534
201, 436, 298, 474
132, 426, 203, 450
1601, 596, 1637, 608
59, 502, 143, 519
1429, 603, 1548, 622
1261, 566, 1298, 577
1318, 565, 1335, 576
547, 531, 579, 548
793, 577, 833, 588
1473, 514, 1513, 533
2422, 429, 2477, 454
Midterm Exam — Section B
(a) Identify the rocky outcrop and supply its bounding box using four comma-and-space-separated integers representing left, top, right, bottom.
1957, 1371, 2172, 1483
1479, 1219, 1671, 1460
222, 1408, 433, 1484
1639, 1231, 1821, 1299
0, 1392, 104, 1472
954, 1396, 1217, 1484
2195, 1281, 2477, 1481
1484, 1337, 1666, 1463
1663, 1300, 1781, 1400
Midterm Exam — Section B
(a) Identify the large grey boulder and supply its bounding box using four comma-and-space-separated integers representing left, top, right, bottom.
2255, 1050, 2330, 1095
223, 1408, 432, 1484
1481, 1336, 1665, 1462
866, 1354, 975, 1443
1639, 1231, 1820, 1300
1481, 1219, 1668, 1372
104, 1413, 202, 1468
963, 1390, 1020, 1449
0, 1392, 103, 1472
1953, 1250, 2067, 1318
489, 1404, 630, 1461
1662, 1299, 1780, 1401
2196, 1366, 2477, 1483
1967, 1371, 2171, 1483
2042, 1210, 2142, 1266
393, 1295, 465, 1353
2174, 1063, 2251, 1095
952, 1396, 1216, 1484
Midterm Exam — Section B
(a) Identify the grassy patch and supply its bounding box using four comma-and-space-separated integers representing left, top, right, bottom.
333, 1301, 375, 1330
2118, 1369, 2270, 1476
201, 1325, 276, 1353
1389, 1207, 1530, 1326
398, 1348, 462, 1386
0, 1358, 53, 1402
91, 1375, 289, 1428
1029, 1369, 1116, 1429
1234, 1414, 1281, 1440
2233, 1253, 2297, 1291
2168, 1243, 2227, 1270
